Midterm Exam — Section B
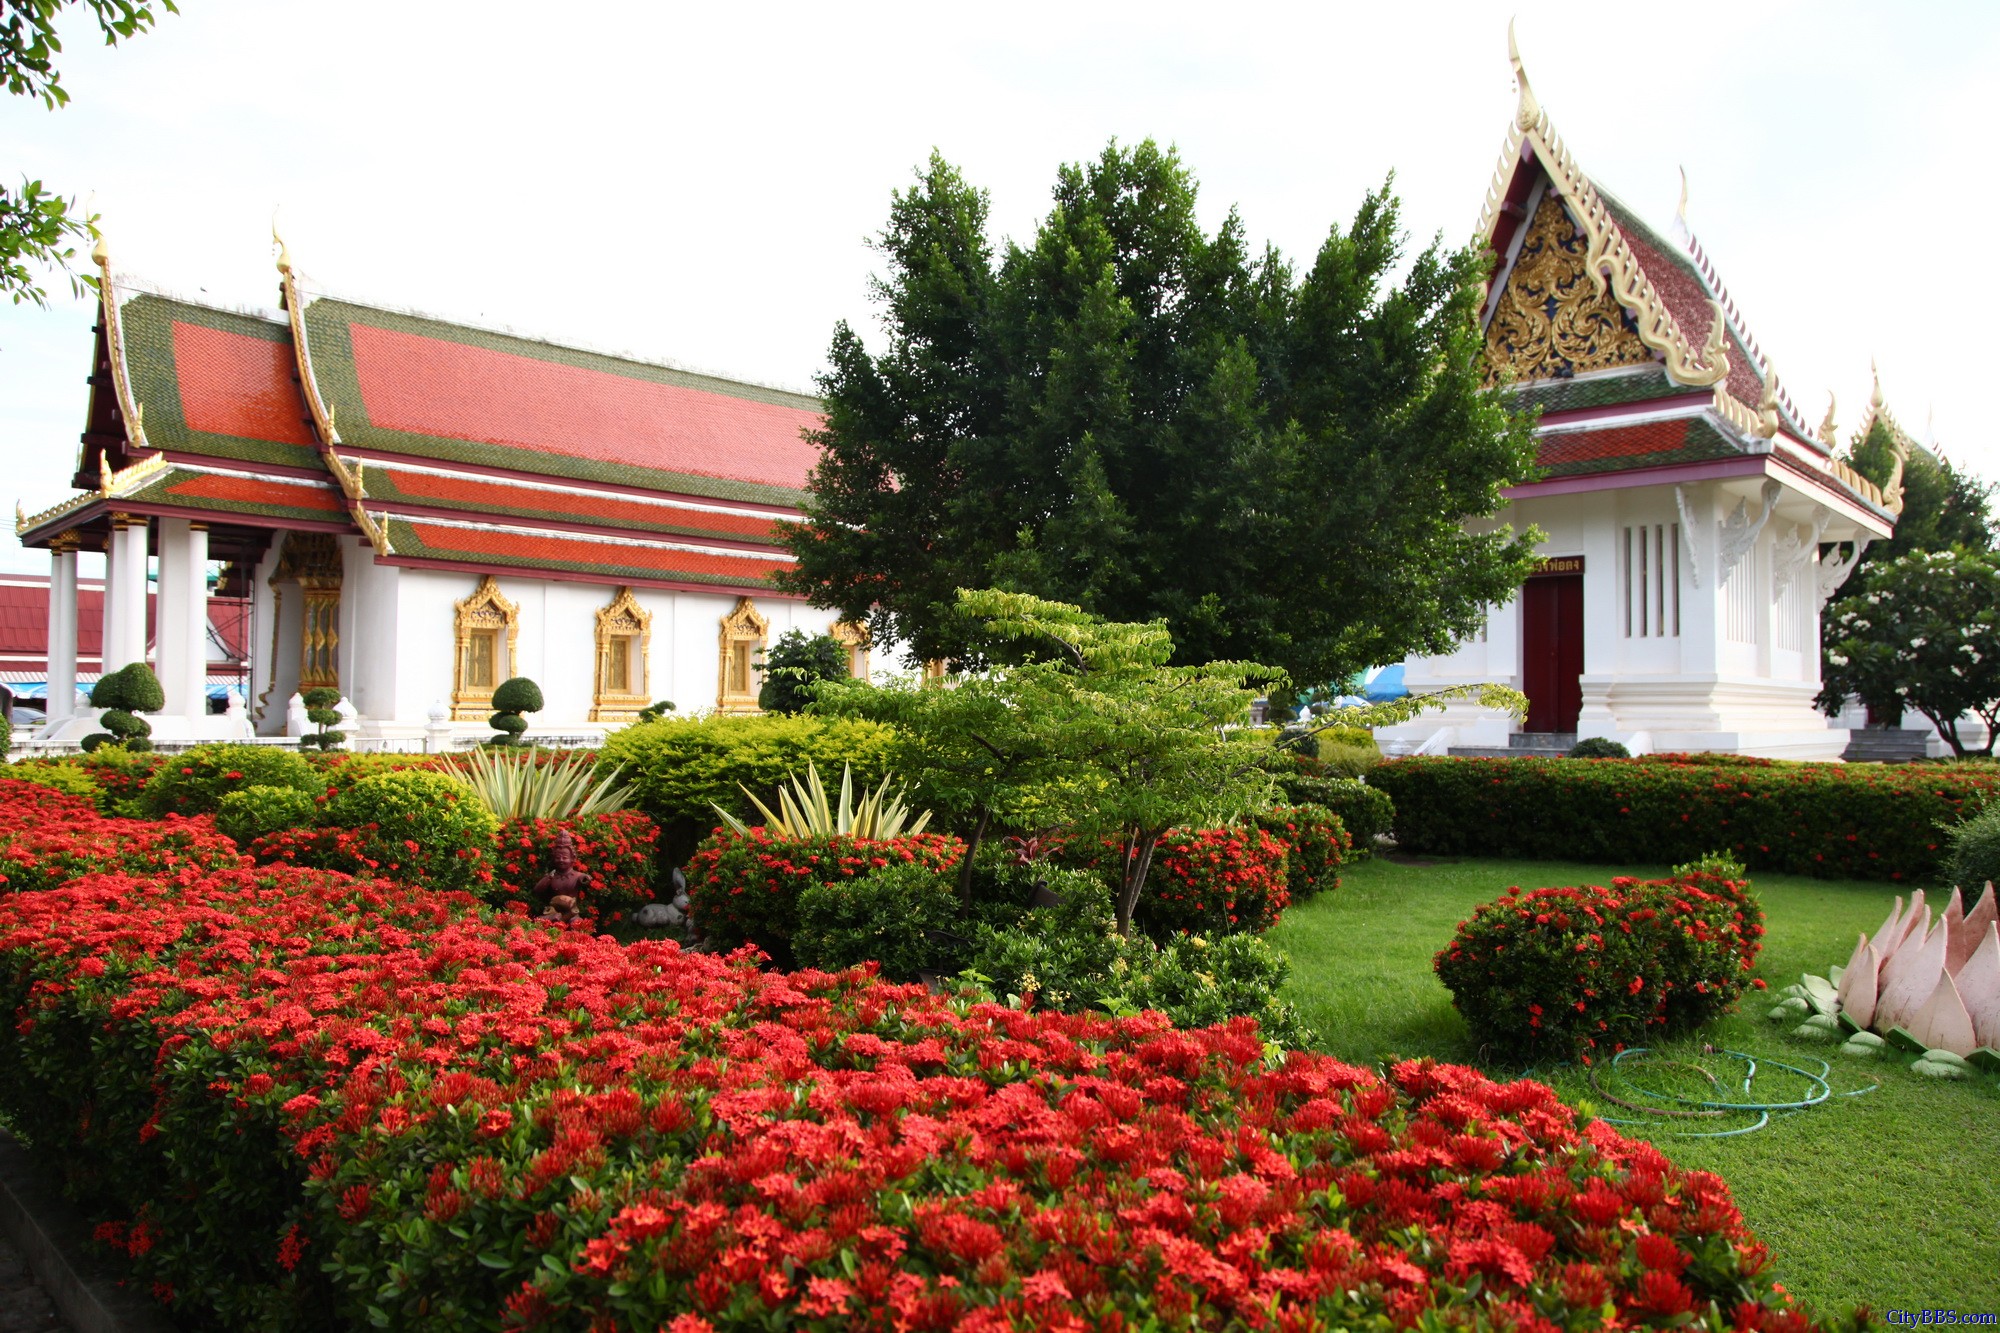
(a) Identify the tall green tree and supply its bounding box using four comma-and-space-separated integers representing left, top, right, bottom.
778, 142, 1540, 689
2, 0, 178, 309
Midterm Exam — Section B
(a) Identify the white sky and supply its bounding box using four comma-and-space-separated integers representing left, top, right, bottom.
3, 0, 1995, 577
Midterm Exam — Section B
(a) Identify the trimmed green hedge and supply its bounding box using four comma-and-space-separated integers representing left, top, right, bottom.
1371, 756, 2000, 882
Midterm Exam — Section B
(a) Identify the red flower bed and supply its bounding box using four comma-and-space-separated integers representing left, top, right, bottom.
1372, 755, 2000, 881
684, 827, 964, 962
1139, 824, 1294, 936
1434, 872, 1765, 1061
490, 812, 661, 915
0, 778, 246, 896
0, 844, 1843, 1331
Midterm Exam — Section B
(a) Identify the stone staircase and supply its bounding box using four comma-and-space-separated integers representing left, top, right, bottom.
1448, 731, 1577, 759
1841, 727, 1932, 764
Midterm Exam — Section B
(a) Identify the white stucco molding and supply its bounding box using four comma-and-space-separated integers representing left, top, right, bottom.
1770, 506, 1832, 604
1715, 479, 1782, 586
1816, 537, 1873, 609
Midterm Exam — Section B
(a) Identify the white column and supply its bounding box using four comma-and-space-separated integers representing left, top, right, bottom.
102, 515, 150, 673
156, 517, 209, 719
47, 542, 80, 721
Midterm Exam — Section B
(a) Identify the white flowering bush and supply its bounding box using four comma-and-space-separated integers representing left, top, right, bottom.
1819, 547, 2000, 755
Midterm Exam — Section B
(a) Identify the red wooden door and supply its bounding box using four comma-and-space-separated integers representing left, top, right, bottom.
1522, 574, 1584, 733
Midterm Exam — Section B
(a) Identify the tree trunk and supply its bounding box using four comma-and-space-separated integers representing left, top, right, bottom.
956, 806, 992, 904
1114, 829, 1160, 938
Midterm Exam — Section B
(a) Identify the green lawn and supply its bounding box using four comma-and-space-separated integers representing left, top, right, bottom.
1268, 854, 2000, 1319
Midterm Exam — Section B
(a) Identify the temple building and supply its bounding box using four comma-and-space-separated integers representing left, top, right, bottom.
1373, 37, 1902, 761
13, 237, 869, 747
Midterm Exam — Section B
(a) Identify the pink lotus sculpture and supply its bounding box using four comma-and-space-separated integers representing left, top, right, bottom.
1835, 884, 2000, 1058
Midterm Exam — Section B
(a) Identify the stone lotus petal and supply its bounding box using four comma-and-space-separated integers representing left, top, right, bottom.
1957, 922, 2000, 1052
1871, 896, 1906, 958
1873, 911, 1945, 1033
1950, 884, 1998, 977
1907, 970, 1978, 1057
1835, 935, 1879, 1030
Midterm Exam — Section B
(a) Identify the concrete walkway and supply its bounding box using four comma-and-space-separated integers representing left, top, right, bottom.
0, 1233, 67, 1333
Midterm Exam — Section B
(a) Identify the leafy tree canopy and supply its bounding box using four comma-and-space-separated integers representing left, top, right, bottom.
1848, 419, 1996, 577
1820, 548, 2000, 756
777, 142, 1541, 691
2, 0, 178, 310
755, 630, 852, 715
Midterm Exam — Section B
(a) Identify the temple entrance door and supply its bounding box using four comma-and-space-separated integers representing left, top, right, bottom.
1521, 573, 1584, 733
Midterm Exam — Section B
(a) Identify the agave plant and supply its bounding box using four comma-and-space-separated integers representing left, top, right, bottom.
713, 762, 932, 841
442, 747, 631, 820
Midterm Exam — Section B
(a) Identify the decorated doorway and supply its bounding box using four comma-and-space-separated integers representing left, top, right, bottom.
1521, 560, 1584, 733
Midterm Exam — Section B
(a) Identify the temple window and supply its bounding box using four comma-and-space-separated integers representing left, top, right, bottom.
830, 620, 870, 679
1621, 523, 1681, 639
717, 596, 769, 713
591, 586, 652, 722
452, 575, 519, 720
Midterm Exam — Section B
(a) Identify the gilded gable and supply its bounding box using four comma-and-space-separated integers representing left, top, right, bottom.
1484, 193, 1654, 385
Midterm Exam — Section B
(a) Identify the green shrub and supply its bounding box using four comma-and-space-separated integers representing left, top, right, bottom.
488, 676, 543, 746
683, 827, 964, 963
1434, 869, 1764, 1061
0, 762, 101, 806
300, 686, 346, 752
143, 743, 324, 818
793, 862, 964, 981
1567, 736, 1630, 759
84, 662, 164, 751
1134, 824, 1292, 938
215, 784, 321, 848
598, 712, 897, 863
64, 748, 162, 815
1319, 725, 1377, 751
1317, 742, 1381, 779
1372, 755, 1998, 881
1274, 773, 1393, 857
1119, 932, 1312, 1047
962, 878, 1128, 1010
757, 629, 851, 715
0, 712, 10, 755
324, 770, 498, 895
1943, 803, 2000, 890
1273, 723, 1319, 759
1250, 803, 1349, 901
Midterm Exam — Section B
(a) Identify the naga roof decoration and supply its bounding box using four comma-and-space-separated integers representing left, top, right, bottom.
18, 239, 824, 598
1483, 27, 1897, 525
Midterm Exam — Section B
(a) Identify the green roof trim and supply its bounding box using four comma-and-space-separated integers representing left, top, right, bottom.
1507, 365, 1698, 416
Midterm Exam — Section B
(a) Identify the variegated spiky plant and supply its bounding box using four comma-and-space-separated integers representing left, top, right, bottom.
441, 748, 632, 820
713, 761, 931, 841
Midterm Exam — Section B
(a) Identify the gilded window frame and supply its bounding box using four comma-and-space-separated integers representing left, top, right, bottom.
591, 585, 653, 723
830, 619, 870, 680
452, 575, 519, 721
716, 596, 769, 713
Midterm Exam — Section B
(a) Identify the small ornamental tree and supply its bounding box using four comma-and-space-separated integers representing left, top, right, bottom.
83, 662, 164, 752
300, 686, 346, 751
488, 676, 542, 747
755, 630, 850, 714
1820, 548, 2000, 756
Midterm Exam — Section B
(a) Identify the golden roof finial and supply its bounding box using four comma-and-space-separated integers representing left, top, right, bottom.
1507, 19, 1541, 132
272, 211, 292, 277
1676, 167, 1689, 226
1870, 359, 1884, 411
1818, 393, 1838, 449
1755, 373, 1781, 439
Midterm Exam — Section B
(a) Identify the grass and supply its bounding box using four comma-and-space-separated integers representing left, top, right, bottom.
1268, 854, 2000, 1318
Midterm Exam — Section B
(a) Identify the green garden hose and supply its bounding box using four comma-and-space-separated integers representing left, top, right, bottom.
1585, 1045, 1878, 1139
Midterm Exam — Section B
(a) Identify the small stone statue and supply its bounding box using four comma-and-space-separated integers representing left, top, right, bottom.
539, 893, 581, 925
533, 829, 590, 901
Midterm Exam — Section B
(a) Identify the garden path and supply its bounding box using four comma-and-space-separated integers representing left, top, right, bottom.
0, 1234, 66, 1333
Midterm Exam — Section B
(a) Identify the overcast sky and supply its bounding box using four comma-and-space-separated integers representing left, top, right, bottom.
3, 0, 1994, 576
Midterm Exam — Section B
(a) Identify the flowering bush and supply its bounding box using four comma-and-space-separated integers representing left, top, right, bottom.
245, 824, 372, 874
1136, 824, 1292, 938
0, 840, 1845, 1330
1250, 803, 1349, 902
1373, 755, 2000, 880
323, 770, 498, 896
490, 812, 660, 915
1434, 870, 1765, 1061
684, 827, 964, 962
142, 742, 324, 818
24, 747, 163, 814
0, 761, 104, 806
1272, 767, 1394, 858
0, 779, 244, 896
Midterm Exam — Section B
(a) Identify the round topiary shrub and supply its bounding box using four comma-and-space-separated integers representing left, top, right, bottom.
300, 686, 347, 752
1132, 824, 1292, 938
325, 769, 499, 895
143, 743, 324, 818
1434, 868, 1764, 1061
216, 784, 322, 848
1943, 802, 2000, 892
84, 662, 164, 752
488, 677, 543, 747
1567, 736, 1631, 759
793, 861, 963, 982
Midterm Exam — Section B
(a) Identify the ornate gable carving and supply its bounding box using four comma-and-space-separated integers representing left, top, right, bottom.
1484, 193, 1655, 386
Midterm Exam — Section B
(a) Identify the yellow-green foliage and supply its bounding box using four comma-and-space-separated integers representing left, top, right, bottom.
600, 713, 896, 840
714, 761, 931, 841
0, 761, 103, 806
441, 747, 631, 820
